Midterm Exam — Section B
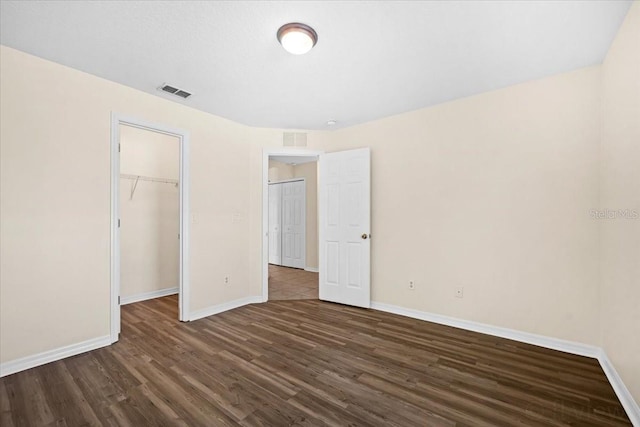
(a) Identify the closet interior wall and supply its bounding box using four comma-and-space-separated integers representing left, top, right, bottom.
119, 125, 180, 302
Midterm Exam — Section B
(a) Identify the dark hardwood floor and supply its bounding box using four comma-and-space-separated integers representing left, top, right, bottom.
269, 264, 319, 301
0, 295, 631, 426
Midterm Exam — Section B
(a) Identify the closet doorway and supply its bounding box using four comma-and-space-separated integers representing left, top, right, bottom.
267, 155, 319, 301
119, 125, 179, 304
110, 115, 190, 343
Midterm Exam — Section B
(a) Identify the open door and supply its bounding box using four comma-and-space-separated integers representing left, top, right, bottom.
319, 148, 371, 308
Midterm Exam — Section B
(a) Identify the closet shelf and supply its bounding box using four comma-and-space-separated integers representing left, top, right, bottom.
120, 174, 179, 200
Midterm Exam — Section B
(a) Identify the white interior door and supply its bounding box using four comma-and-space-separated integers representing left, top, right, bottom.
319, 148, 371, 308
268, 183, 282, 265
281, 180, 306, 269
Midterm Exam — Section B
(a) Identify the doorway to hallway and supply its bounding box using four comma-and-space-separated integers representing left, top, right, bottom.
267, 156, 319, 301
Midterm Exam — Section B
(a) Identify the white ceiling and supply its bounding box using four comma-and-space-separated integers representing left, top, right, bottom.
0, 1, 632, 130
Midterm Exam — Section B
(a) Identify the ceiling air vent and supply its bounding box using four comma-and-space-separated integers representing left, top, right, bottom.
159, 83, 192, 99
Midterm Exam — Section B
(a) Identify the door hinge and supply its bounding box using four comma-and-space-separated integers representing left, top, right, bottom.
118, 219, 121, 228
118, 143, 121, 153
118, 296, 121, 305
178, 233, 180, 239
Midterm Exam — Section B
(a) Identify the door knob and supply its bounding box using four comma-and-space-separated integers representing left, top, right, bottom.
361, 233, 368, 240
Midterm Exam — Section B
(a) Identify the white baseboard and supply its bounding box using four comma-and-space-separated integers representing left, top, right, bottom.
371, 301, 600, 357
189, 296, 262, 322
304, 266, 319, 273
0, 335, 111, 378
371, 301, 638, 424
121, 287, 179, 305
0, 295, 259, 378
597, 350, 640, 426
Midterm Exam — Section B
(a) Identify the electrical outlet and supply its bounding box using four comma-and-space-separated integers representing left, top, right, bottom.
455, 286, 464, 298
224, 276, 230, 284
408, 280, 415, 290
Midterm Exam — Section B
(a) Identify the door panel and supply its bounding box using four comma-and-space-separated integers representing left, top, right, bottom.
319, 148, 371, 308
282, 180, 306, 269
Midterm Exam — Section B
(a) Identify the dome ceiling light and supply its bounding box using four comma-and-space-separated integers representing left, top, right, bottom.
277, 23, 318, 55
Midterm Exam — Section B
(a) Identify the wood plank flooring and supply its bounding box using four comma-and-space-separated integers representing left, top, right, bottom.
0, 295, 631, 426
269, 264, 319, 301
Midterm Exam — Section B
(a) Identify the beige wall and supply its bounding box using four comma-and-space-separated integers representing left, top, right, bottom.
267, 160, 319, 269
120, 125, 180, 179
268, 160, 294, 182
0, 45, 281, 363
308, 66, 602, 346
600, 2, 640, 402
119, 125, 180, 299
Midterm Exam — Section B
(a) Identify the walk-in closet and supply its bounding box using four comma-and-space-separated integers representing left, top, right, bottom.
119, 125, 180, 309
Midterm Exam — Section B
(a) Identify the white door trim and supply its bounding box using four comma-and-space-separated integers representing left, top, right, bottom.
110, 113, 190, 343
262, 148, 323, 302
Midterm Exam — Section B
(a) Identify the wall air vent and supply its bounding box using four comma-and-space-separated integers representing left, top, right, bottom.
283, 132, 307, 147
159, 83, 192, 99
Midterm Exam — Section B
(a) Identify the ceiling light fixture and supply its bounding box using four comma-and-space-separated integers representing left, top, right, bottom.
326, 119, 337, 126
277, 23, 318, 55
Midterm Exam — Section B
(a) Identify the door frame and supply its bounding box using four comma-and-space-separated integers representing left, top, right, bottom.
110, 113, 191, 343
262, 148, 323, 302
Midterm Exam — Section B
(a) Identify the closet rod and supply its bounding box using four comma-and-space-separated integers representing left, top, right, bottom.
120, 174, 179, 185
120, 174, 179, 200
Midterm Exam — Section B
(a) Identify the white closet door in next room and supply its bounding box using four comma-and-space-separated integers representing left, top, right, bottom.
281, 180, 306, 269
268, 183, 282, 265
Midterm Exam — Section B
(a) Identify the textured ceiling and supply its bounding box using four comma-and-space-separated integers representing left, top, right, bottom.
0, 1, 632, 130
